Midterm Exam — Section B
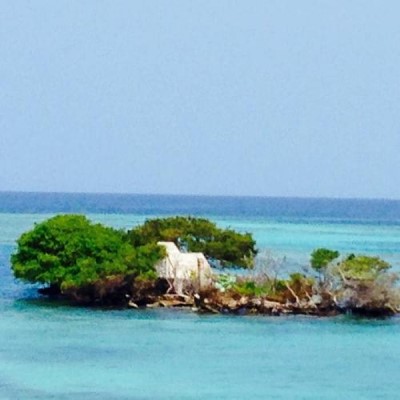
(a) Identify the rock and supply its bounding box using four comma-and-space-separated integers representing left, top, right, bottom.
128, 300, 139, 309
312, 294, 322, 305
146, 302, 160, 308
159, 299, 191, 307
259, 300, 285, 315
226, 299, 239, 309
262, 300, 282, 309
269, 309, 277, 315
202, 304, 220, 314
239, 296, 249, 306
251, 298, 262, 307
162, 293, 192, 303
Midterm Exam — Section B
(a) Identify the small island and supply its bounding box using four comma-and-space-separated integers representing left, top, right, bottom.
11, 214, 400, 317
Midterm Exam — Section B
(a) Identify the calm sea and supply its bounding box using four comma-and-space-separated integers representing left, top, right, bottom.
0, 192, 399, 399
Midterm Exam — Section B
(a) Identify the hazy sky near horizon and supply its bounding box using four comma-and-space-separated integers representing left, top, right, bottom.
1, 1, 400, 198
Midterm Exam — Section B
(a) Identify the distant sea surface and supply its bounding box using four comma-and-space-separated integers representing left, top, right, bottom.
0, 192, 399, 399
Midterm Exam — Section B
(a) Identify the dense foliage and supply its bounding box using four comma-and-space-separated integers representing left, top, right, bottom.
129, 216, 257, 268
310, 248, 339, 272
338, 254, 390, 280
11, 215, 164, 300
311, 250, 399, 315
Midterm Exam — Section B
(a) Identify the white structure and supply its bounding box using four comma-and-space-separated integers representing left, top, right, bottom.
155, 241, 213, 295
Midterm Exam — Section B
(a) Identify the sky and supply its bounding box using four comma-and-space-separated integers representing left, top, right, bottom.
1, 1, 400, 199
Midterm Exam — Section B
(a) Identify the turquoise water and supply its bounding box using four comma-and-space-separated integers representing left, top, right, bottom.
1, 304, 399, 400
1, 195, 400, 399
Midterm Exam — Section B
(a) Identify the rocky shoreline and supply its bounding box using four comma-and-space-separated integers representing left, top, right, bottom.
126, 291, 396, 318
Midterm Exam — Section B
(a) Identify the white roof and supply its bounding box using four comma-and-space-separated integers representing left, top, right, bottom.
157, 241, 181, 255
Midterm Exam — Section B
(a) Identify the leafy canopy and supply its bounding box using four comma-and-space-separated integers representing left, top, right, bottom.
310, 248, 340, 271
338, 255, 391, 281
128, 216, 257, 268
11, 214, 164, 291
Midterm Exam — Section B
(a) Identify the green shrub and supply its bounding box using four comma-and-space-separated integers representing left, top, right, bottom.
233, 279, 274, 297
215, 274, 237, 292
338, 255, 390, 281
129, 216, 257, 268
310, 248, 339, 272
11, 215, 164, 295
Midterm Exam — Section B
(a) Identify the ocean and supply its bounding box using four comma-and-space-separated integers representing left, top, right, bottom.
0, 192, 399, 399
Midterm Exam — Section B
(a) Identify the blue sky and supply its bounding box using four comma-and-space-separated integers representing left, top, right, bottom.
1, 1, 399, 198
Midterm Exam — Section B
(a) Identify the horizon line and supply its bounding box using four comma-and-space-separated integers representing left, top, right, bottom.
1, 190, 399, 202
